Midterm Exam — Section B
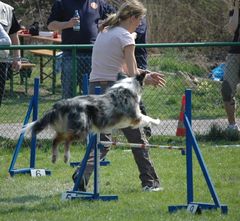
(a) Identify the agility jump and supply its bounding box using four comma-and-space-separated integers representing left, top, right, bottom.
8, 78, 51, 177
8, 77, 228, 214
64, 89, 228, 214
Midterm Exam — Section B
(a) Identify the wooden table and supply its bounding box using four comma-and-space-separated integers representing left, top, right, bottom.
31, 35, 61, 43
18, 33, 62, 44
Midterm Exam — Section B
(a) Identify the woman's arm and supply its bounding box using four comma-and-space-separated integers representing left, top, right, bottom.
124, 44, 165, 87
123, 44, 139, 76
9, 32, 21, 71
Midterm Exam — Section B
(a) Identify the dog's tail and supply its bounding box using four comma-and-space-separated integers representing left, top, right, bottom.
21, 109, 56, 134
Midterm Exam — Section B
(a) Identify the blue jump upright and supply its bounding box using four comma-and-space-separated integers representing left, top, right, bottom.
63, 81, 117, 201
64, 131, 118, 201
8, 78, 51, 176
168, 89, 228, 214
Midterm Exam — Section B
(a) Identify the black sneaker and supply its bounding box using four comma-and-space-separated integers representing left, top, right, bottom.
142, 186, 164, 192
72, 171, 87, 192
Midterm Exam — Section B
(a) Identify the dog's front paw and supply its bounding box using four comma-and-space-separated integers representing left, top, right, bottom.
152, 119, 160, 125
64, 155, 69, 164
64, 151, 70, 163
52, 155, 57, 164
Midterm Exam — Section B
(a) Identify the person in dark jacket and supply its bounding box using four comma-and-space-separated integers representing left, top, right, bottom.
47, 0, 115, 98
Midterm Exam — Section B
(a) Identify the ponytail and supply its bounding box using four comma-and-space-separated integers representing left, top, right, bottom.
99, 13, 120, 32
99, 0, 146, 32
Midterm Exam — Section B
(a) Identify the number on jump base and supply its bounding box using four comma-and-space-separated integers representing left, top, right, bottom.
187, 203, 201, 214
30, 169, 46, 177
61, 192, 77, 201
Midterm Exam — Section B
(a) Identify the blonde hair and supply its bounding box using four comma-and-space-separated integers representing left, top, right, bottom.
99, 0, 146, 31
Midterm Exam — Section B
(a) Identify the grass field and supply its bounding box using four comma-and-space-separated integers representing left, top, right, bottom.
1, 141, 239, 221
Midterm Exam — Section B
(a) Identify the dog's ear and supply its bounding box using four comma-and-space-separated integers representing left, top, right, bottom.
136, 71, 147, 85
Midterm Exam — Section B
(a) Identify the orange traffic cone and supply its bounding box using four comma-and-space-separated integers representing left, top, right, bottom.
176, 95, 186, 137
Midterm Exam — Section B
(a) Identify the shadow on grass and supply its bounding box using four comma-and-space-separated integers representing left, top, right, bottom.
0, 195, 42, 204
0, 193, 66, 215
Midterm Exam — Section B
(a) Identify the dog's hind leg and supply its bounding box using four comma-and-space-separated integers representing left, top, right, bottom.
63, 133, 75, 163
52, 134, 63, 163
64, 140, 71, 163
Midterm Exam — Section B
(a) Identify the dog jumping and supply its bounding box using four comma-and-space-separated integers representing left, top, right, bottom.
22, 72, 161, 163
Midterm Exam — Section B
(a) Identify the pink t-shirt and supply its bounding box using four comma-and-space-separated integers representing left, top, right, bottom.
89, 26, 135, 82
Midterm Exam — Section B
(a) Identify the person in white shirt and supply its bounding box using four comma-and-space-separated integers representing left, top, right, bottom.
0, 1, 21, 106
73, 0, 166, 192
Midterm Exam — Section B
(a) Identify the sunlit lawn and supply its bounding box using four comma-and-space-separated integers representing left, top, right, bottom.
0, 141, 239, 221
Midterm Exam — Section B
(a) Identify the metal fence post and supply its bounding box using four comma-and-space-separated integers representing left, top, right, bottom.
72, 47, 77, 96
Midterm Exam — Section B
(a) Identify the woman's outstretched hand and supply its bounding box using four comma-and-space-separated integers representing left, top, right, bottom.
145, 72, 166, 87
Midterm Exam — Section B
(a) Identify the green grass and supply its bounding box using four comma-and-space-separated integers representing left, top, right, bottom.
1, 141, 239, 221
148, 49, 206, 77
